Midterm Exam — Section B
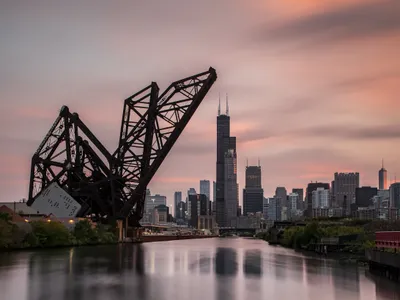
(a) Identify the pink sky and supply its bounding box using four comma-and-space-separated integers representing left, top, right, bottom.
1, 0, 400, 206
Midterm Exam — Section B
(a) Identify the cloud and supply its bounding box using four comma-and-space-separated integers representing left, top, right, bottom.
237, 128, 274, 144
255, 0, 400, 45
271, 97, 323, 115
335, 71, 400, 91
293, 124, 400, 140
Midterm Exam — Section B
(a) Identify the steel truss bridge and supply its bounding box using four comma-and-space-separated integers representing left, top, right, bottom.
27, 68, 217, 226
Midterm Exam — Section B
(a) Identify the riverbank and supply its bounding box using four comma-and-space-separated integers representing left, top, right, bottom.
1, 210, 219, 251
256, 220, 377, 260
142, 234, 218, 243
127, 234, 218, 243
267, 240, 366, 264
0, 217, 117, 252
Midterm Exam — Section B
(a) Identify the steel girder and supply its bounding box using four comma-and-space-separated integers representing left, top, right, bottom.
115, 68, 217, 220
27, 67, 217, 224
27, 106, 125, 218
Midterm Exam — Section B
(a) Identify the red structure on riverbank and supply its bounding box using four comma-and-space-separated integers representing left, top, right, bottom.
366, 231, 400, 282
375, 231, 400, 249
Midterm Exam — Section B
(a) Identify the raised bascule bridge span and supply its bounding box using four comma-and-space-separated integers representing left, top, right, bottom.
27, 68, 217, 231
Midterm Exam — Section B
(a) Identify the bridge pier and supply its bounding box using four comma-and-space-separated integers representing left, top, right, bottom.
117, 219, 124, 242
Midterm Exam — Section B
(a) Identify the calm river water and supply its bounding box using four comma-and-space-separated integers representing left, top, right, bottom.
0, 238, 399, 300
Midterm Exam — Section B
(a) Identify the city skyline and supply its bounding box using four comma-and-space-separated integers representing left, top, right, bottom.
1, 1, 400, 204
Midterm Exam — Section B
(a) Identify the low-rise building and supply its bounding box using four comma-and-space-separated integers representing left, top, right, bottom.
312, 208, 330, 218
356, 207, 376, 220
197, 215, 216, 231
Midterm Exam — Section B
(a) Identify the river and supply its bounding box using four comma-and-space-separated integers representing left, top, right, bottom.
0, 238, 399, 300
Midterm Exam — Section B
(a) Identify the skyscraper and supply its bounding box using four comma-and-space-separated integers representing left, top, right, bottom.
275, 187, 287, 208
216, 95, 238, 227
212, 181, 216, 214
213, 181, 216, 202
334, 172, 360, 216
224, 148, 238, 226
200, 180, 211, 200
312, 188, 330, 208
355, 187, 378, 208
243, 165, 263, 216
188, 194, 209, 228
379, 160, 388, 190
200, 179, 211, 215
267, 197, 281, 221
292, 188, 304, 210
389, 182, 400, 209
174, 191, 182, 218
187, 188, 197, 222
306, 182, 330, 217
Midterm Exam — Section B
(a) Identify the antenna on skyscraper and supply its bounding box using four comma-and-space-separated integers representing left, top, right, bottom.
382, 158, 384, 169
258, 158, 260, 167
226, 93, 229, 116
246, 158, 248, 167
218, 92, 221, 116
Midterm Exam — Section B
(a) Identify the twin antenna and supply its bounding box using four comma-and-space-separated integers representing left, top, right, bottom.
246, 158, 261, 167
218, 92, 229, 116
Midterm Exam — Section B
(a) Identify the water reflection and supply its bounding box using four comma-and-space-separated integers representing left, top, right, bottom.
332, 263, 360, 299
0, 238, 399, 300
25, 245, 147, 300
215, 247, 237, 276
366, 272, 400, 300
199, 251, 212, 274
273, 253, 287, 279
243, 250, 262, 276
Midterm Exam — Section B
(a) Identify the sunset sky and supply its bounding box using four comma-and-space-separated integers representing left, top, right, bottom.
1, 0, 399, 205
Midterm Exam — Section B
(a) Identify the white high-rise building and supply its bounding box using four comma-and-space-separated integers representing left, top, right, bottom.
312, 188, 330, 208
288, 193, 299, 211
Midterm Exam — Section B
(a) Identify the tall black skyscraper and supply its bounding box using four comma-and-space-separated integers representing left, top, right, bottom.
216, 95, 237, 227
243, 165, 263, 216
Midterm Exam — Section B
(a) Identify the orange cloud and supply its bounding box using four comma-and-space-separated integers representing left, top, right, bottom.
251, 0, 378, 19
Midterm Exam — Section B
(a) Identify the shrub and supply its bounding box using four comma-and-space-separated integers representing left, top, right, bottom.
0, 219, 14, 249
73, 220, 99, 245
30, 221, 73, 247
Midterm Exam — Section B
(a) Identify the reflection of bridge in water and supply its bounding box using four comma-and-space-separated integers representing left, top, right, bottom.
24, 244, 264, 300
1, 238, 399, 300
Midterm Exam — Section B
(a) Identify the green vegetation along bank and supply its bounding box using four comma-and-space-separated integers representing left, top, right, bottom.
0, 212, 117, 251
257, 219, 400, 256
